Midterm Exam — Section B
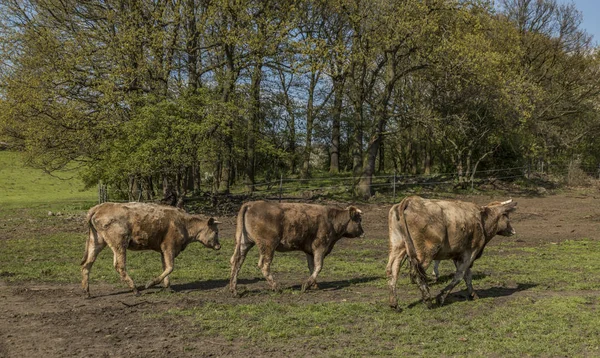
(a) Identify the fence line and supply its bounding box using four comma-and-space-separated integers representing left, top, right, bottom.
96, 165, 598, 204
253, 165, 530, 187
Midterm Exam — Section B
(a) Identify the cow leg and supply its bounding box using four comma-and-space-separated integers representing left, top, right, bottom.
109, 244, 139, 296
258, 248, 277, 291
464, 267, 479, 300
229, 241, 254, 296
145, 250, 174, 290
301, 250, 324, 293
432, 260, 440, 283
305, 253, 319, 290
160, 253, 171, 289
413, 258, 433, 309
81, 236, 106, 298
387, 248, 406, 309
153, 251, 174, 292
436, 259, 470, 306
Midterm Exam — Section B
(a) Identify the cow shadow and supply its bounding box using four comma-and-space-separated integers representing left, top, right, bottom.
289, 276, 381, 291
406, 282, 537, 309
170, 278, 261, 292
430, 272, 488, 285
236, 276, 381, 297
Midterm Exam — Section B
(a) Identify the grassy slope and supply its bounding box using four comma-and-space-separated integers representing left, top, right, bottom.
1, 150, 599, 356
0, 151, 96, 206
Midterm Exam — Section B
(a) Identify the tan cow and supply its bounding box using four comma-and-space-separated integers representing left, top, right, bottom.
229, 201, 364, 296
387, 196, 517, 309
81, 202, 221, 297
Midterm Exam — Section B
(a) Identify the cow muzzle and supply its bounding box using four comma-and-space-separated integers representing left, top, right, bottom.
213, 243, 221, 250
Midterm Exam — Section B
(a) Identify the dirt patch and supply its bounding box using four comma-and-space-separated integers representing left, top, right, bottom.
2, 191, 600, 357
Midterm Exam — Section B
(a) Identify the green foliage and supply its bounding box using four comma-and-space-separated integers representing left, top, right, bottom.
81, 90, 240, 188
1, 0, 599, 196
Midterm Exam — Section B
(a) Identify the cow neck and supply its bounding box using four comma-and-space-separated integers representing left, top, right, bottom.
184, 215, 205, 244
331, 209, 350, 240
481, 209, 500, 243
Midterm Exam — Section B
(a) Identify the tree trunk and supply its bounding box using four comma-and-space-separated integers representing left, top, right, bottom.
358, 128, 385, 198
378, 139, 385, 173
424, 131, 432, 175
185, 0, 199, 90
301, 72, 318, 178
358, 114, 386, 199
246, 62, 262, 191
161, 175, 178, 206
352, 108, 363, 175
329, 76, 343, 174
218, 45, 236, 194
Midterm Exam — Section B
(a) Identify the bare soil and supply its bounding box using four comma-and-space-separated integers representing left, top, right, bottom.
1, 192, 600, 357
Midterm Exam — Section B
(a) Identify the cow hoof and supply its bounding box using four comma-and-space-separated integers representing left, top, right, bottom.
144, 281, 155, 290
389, 301, 402, 312
424, 299, 434, 309
469, 292, 479, 301
435, 295, 445, 307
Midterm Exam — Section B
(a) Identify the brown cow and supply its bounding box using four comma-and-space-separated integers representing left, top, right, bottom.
81, 202, 221, 297
229, 201, 364, 296
387, 196, 517, 309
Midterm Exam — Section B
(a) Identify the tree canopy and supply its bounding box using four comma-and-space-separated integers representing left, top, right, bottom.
1, 0, 599, 199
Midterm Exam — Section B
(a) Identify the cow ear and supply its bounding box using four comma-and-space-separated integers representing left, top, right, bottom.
207, 217, 221, 226
346, 206, 363, 220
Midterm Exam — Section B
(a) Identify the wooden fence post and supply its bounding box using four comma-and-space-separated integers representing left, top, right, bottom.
279, 174, 283, 203
393, 170, 396, 202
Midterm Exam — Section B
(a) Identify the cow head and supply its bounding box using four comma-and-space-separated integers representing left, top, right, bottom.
481, 199, 517, 238
197, 217, 221, 250
343, 206, 365, 238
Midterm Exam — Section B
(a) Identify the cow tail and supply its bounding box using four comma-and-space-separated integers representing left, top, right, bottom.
398, 198, 427, 284
81, 207, 97, 265
232, 203, 249, 262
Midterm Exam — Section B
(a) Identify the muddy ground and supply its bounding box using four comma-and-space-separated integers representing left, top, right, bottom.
1, 192, 600, 357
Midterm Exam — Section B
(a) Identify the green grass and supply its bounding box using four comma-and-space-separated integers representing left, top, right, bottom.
3, 232, 598, 357
0, 151, 96, 206
1, 151, 600, 356
166, 296, 600, 356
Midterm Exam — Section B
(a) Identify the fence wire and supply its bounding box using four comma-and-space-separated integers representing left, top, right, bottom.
96, 164, 600, 204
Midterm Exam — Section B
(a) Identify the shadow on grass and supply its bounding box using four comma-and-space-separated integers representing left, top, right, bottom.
290, 276, 381, 291
235, 275, 381, 297
171, 278, 261, 292
88, 278, 262, 298
431, 272, 488, 285
406, 282, 538, 309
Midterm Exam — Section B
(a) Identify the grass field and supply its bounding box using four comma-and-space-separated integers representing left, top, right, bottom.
1, 150, 600, 357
